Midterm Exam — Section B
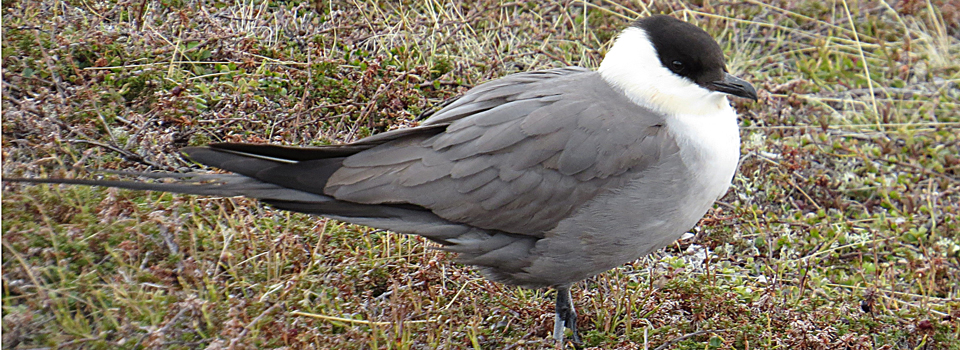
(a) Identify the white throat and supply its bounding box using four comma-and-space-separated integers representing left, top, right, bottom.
598, 26, 742, 202
598, 27, 731, 117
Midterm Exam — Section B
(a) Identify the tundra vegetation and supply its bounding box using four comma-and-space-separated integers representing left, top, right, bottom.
2, 0, 958, 349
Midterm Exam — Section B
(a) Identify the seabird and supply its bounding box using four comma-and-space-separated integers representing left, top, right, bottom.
5, 15, 757, 344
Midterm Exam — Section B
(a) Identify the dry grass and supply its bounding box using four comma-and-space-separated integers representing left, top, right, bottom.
2, 0, 959, 349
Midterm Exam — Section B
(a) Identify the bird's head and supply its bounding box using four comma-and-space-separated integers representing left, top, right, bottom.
599, 15, 757, 116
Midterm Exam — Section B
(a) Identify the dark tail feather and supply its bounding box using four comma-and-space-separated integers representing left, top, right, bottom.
200, 125, 448, 162
181, 146, 345, 195
183, 147, 294, 178
204, 143, 372, 161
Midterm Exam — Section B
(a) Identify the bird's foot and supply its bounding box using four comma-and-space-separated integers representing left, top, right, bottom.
553, 285, 581, 347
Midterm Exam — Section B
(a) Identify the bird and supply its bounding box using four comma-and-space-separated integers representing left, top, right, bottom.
5, 15, 757, 345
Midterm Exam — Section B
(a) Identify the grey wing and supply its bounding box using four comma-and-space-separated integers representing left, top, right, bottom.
418, 67, 592, 126
325, 70, 673, 236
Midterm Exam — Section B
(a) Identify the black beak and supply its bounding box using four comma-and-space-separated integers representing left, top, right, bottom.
706, 73, 758, 100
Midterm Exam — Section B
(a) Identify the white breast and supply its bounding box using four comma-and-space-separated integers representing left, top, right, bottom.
667, 97, 741, 202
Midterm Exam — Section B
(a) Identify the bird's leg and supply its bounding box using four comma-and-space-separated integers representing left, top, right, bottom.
553, 284, 581, 345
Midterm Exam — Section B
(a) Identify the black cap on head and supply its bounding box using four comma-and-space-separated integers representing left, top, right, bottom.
632, 15, 727, 86
633, 15, 757, 100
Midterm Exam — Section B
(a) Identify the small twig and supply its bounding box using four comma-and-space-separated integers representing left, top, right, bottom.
538, 47, 572, 67
66, 139, 163, 169
157, 308, 191, 336
32, 31, 67, 99
347, 83, 389, 140
135, 0, 149, 31
787, 174, 822, 211
158, 225, 180, 256
45, 117, 166, 169
291, 311, 390, 326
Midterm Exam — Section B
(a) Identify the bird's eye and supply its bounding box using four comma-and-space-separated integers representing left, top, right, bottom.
671, 60, 685, 72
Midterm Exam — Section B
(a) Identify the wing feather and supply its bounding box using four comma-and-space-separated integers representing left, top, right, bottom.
455, 167, 499, 194
326, 70, 671, 235
519, 100, 587, 136
467, 119, 527, 154
398, 160, 452, 187
557, 130, 599, 176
